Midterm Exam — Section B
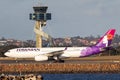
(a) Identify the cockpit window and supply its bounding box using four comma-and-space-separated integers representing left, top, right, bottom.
7, 50, 10, 52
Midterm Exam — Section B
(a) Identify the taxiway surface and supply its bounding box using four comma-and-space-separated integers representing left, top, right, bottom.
0, 56, 120, 64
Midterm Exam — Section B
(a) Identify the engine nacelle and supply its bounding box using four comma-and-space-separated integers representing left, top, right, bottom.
35, 55, 48, 61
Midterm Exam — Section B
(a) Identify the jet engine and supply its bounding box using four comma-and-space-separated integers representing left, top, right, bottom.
35, 55, 48, 61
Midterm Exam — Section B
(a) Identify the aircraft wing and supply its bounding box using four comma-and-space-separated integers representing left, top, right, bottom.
35, 47, 67, 62
44, 50, 64, 57
44, 47, 67, 57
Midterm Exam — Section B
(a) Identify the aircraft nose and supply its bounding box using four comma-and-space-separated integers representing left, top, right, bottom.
4, 52, 10, 57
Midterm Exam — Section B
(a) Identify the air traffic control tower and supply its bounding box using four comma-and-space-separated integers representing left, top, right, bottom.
29, 5, 51, 48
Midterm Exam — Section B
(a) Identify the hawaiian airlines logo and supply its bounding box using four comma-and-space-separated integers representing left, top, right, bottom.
102, 35, 108, 47
107, 34, 113, 40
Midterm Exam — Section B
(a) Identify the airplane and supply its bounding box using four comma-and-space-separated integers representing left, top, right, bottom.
4, 29, 116, 62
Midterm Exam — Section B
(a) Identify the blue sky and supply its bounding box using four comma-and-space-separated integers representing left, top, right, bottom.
0, 0, 120, 40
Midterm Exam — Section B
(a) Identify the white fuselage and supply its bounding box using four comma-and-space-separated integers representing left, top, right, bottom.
5, 47, 86, 58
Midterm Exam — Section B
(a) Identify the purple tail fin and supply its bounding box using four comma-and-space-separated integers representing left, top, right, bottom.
96, 29, 116, 48
81, 29, 116, 57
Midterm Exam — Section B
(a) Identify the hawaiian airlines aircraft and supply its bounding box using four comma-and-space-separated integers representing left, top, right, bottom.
4, 29, 116, 62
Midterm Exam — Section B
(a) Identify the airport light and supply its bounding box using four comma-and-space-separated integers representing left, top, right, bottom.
30, 6, 51, 48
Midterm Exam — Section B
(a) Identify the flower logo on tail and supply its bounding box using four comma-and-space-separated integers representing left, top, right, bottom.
107, 34, 113, 40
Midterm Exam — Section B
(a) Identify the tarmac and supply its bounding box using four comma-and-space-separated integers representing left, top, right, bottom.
0, 56, 120, 64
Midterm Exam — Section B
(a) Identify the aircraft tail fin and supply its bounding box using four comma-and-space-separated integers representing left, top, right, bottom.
96, 29, 116, 48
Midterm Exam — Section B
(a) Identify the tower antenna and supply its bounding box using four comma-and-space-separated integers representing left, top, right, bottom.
38, 0, 43, 6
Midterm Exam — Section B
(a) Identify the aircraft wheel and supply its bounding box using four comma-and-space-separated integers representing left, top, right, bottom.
53, 60, 65, 63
